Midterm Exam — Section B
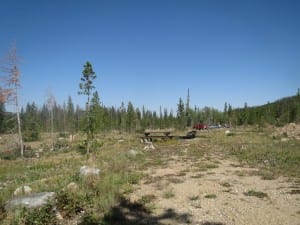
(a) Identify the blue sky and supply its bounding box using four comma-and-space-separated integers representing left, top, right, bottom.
1, 0, 299, 112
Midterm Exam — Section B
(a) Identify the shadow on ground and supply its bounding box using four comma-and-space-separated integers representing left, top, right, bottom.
79, 197, 226, 225
79, 197, 191, 225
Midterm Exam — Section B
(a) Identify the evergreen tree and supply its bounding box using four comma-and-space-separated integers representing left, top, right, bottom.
90, 91, 102, 132
66, 96, 75, 133
126, 101, 136, 132
177, 97, 185, 129
78, 61, 97, 154
185, 88, 192, 127
0, 99, 6, 133
119, 102, 126, 132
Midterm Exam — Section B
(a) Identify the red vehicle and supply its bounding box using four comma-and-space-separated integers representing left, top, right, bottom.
193, 123, 208, 130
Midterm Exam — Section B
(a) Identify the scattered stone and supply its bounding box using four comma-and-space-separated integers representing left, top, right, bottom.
144, 142, 156, 150
79, 166, 100, 177
65, 182, 79, 192
55, 211, 64, 220
225, 130, 231, 136
273, 123, 300, 140
6, 192, 56, 211
281, 138, 289, 142
128, 149, 139, 156
14, 186, 32, 196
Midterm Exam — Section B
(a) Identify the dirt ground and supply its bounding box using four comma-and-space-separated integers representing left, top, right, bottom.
125, 144, 300, 225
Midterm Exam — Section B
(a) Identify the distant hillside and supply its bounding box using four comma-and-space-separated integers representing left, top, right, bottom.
230, 94, 300, 126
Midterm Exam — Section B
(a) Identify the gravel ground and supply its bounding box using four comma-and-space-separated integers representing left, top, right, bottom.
129, 151, 300, 225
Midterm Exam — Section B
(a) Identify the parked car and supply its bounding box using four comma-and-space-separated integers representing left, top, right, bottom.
193, 123, 208, 130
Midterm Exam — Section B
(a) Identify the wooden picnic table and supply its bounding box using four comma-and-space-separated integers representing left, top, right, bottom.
144, 129, 175, 138
143, 129, 197, 141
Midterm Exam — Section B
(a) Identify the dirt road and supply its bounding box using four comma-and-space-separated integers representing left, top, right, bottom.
125, 147, 300, 225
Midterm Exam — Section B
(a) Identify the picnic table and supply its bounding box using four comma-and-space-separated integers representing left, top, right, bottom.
143, 129, 197, 141
144, 129, 175, 141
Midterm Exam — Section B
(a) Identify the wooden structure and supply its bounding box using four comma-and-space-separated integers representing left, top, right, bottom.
144, 129, 175, 141
143, 129, 197, 141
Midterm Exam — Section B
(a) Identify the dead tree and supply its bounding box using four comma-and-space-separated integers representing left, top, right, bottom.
0, 43, 24, 156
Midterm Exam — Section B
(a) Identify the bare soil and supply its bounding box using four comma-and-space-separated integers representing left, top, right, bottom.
126, 147, 300, 225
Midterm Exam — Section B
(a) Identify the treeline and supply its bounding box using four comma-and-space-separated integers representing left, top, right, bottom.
228, 93, 300, 127
0, 93, 225, 138
1, 91, 299, 139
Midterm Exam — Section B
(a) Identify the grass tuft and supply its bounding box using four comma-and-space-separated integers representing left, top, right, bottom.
243, 190, 268, 199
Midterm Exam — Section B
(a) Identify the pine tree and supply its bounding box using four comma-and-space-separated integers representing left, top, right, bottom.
126, 101, 136, 132
78, 61, 97, 154
66, 96, 75, 133
0, 97, 6, 133
185, 88, 192, 127
177, 97, 185, 129
90, 91, 102, 132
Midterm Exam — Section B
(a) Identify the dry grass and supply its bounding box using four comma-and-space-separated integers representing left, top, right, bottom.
0, 126, 299, 224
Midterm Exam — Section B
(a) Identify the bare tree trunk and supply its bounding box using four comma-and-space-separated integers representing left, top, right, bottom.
15, 91, 23, 156
51, 108, 54, 150
86, 98, 90, 155
0, 42, 24, 157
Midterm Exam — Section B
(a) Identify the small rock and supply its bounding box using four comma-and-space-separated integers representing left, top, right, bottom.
65, 182, 79, 192
6, 192, 56, 211
79, 166, 100, 177
14, 186, 32, 196
225, 130, 231, 136
56, 211, 64, 220
281, 138, 289, 142
144, 142, 156, 150
128, 149, 139, 156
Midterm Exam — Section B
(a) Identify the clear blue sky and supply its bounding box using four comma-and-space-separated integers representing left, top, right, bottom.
1, 0, 299, 112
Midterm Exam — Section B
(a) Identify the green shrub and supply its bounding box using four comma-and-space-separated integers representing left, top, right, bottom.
244, 190, 268, 198
56, 190, 86, 218
204, 194, 217, 199
12, 203, 58, 225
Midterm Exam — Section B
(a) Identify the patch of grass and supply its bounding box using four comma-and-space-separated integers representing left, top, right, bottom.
258, 170, 277, 180
138, 194, 156, 205
162, 189, 175, 199
194, 163, 219, 172
189, 195, 199, 201
167, 177, 184, 184
204, 194, 217, 199
225, 133, 300, 178
176, 171, 186, 177
11, 203, 58, 225
243, 190, 268, 199
0, 133, 148, 224
287, 189, 300, 194
220, 182, 231, 188
190, 173, 204, 179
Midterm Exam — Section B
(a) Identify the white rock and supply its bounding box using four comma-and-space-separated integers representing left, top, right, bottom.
79, 166, 100, 176
128, 149, 138, 156
225, 130, 231, 136
56, 211, 64, 220
14, 186, 32, 196
144, 142, 156, 150
6, 192, 56, 211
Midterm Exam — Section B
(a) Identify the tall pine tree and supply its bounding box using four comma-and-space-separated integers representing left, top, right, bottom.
78, 61, 97, 154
